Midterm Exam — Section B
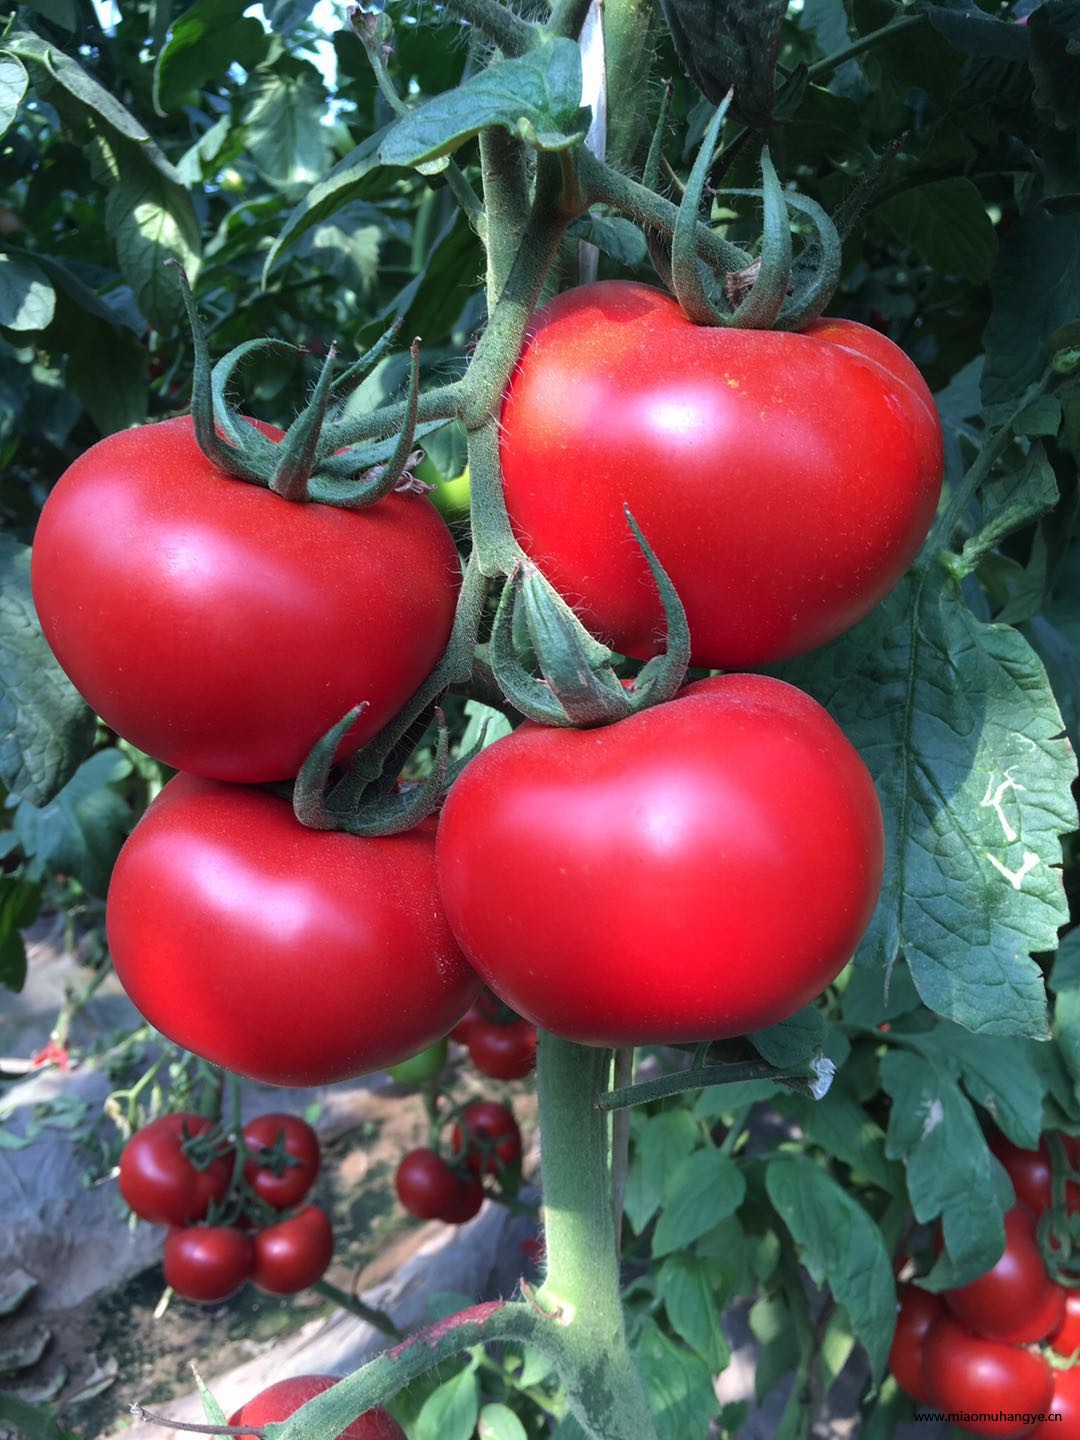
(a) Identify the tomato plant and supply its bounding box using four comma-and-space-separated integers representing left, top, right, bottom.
229, 1376, 405, 1440
1054, 1294, 1080, 1360
500, 282, 943, 669
106, 777, 480, 1085
395, 1149, 463, 1222
242, 1114, 321, 1211
118, 1113, 232, 1226
1031, 1365, 1080, 1439
922, 1316, 1054, 1439
437, 674, 883, 1043
991, 1133, 1080, 1214
887, 1285, 944, 1405
467, 1018, 537, 1080
162, 1226, 254, 1304
251, 1205, 334, 1295
451, 1102, 522, 1178
944, 1205, 1064, 1345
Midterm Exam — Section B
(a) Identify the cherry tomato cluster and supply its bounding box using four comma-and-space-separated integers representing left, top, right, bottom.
395, 1101, 522, 1226
229, 1375, 404, 1440
119, 1111, 333, 1304
889, 1133, 1080, 1438
452, 989, 537, 1081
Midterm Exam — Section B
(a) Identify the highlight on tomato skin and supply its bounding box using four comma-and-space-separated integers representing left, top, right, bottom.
499, 279, 944, 671
887, 1285, 945, 1404
162, 1225, 255, 1304
943, 1204, 1064, 1346
921, 1315, 1054, 1440
228, 1376, 406, 1440
436, 672, 884, 1047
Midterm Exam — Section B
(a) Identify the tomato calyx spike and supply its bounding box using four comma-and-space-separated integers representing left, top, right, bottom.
669, 95, 741, 328
268, 342, 339, 502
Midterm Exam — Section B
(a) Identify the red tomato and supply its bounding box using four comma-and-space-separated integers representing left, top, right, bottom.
31, 416, 460, 783
922, 1316, 1053, 1438
945, 1205, 1062, 1345
1030, 1364, 1080, 1439
888, 1285, 945, 1404
163, 1226, 253, 1303
119, 1113, 232, 1226
467, 1019, 537, 1080
243, 1114, 320, 1211
499, 280, 943, 669
1051, 1292, 1080, 1359
450, 988, 505, 1044
451, 1102, 522, 1177
252, 1205, 334, 1295
106, 777, 480, 1086
991, 1133, 1080, 1214
439, 1176, 485, 1224
437, 674, 883, 1045
229, 1376, 404, 1440
395, 1149, 463, 1221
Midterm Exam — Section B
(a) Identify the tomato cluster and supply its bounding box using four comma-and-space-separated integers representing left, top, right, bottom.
395, 1101, 522, 1226
120, 1111, 333, 1304
889, 1133, 1080, 1438
229, 1376, 404, 1440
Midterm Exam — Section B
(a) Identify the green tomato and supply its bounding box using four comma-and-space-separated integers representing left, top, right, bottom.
415, 457, 470, 522
387, 1037, 448, 1085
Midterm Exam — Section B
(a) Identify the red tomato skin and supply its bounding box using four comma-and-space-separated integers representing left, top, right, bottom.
163, 1226, 254, 1303
438, 1176, 485, 1224
1030, 1364, 1080, 1439
395, 1149, 463, 1221
449, 989, 505, 1044
922, 1316, 1053, 1438
106, 777, 480, 1086
499, 281, 943, 669
251, 1205, 334, 1295
31, 416, 460, 783
119, 1113, 232, 1226
888, 1285, 945, 1404
436, 673, 884, 1045
467, 1019, 537, 1080
1051, 1292, 1080, 1359
991, 1133, 1080, 1215
229, 1376, 405, 1440
451, 1101, 522, 1177
243, 1114, 320, 1211
945, 1205, 1061, 1344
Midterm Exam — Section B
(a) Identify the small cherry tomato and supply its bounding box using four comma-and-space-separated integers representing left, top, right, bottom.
467, 1019, 537, 1080
229, 1376, 405, 1440
387, 1039, 449, 1085
1051, 1291, 1080, 1359
119, 1113, 232, 1226
450, 989, 506, 1045
944, 1205, 1062, 1344
922, 1315, 1053, 1439
438, 1176, 485, 1225
243, 1114, 320, 1211
395, 1149, 462, 1221
991, 1133, 1080, 1214
252, 1205, 334, 1295
888, 1285, 945, 1404
163, 1226, 253, 1303
451, 1101, 522, 1177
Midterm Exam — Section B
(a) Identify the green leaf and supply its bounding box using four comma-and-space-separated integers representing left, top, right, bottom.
779, 565, 1075, 1038
783, 1088, 899, 1192
879, 178, 997, 284
379, 40, 588, 168
0, 55, 28, 141
919, 1, 1030, 58
1030, 6, 1080, 130
0, 254, 55, 334
624, 1109, 700, 1234
930, 1022, 1045, 1148
0, 1389, 68, 1440
477, 1404, 527, 1440
881, 1047, 1008, 1288
154, 0, 269, 113
748, 1292, 799, 1402
651, 1149, 746, 1257
567, 215, 649, 267
0, 535, 95, 806
765, 1154, 895, 1380
658, 1255, 731, 1370
658, 0, 787, 127
840, 961, 921, 1027
414, 1367, 479, 1440
0, 879, 40, 993
983, 210, 1080, 408
632, 1318, 719, 1440
751, 1006, 828, 1068
14, 749, 132, 896
958, 442, 1059, 575
246, 69, 333, 191
1052, 926, 1080, 994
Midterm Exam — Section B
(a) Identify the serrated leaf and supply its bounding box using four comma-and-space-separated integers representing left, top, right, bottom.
414, 1367, 479, 1440
1052, 927, 1080, 993
0, 536, 95, 805
784, 1088, 899, 1192
102, 149, 202, 330
658, 0, 786, 127
0, 55, 28, 141
658, 1255, 731, 1370
651, 1149, 745, 1257
379, 40, 588, 168
929, 1022, 1045, 1147
880, 178, 997, 284
919, 1, 1030, 58
0, 254, 54, 334
246, 69, 332, 191
765, 1154, 895, 1380
779, 564, 1075, 1038
154, 0, 269, 113
881, 1047, 1008, 1287
632, 1318, 719, 1440
478, 1404, 527, 1440
567, 215, 649, 267
841, 961, 921, 1026
958, 441, 1059, 574
14, 749, 132, 896
751, 1006, 828, 1068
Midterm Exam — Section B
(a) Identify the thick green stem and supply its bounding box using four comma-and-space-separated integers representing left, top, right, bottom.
328, 381, 464, 450
547, 0, 593, 39
311, 1279, 402, 1340
479, 128, 531, 308
442, 0, 536, 54
807, 13, 926, 82
536, 1034, 658, 1440
602, 0, 656, 173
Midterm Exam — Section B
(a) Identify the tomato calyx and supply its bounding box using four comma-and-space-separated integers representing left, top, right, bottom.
173, 264, 433, 508
488, 512, 690, 728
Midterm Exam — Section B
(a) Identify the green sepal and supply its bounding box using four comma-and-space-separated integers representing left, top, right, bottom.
519, 566, 633, 726
210, 338, 302, 460
320, 339, 423, 509
329, 319, 403, 403
774, 190, 840, 331
642, 82, 675, 290
339, 717, 450, 838
488, 568, 579, 727
293, 703, 369, 829
622, 508, 690, 707
670, 95, 739, 326
268, 342, 339, 502
729, 147, 791, 330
